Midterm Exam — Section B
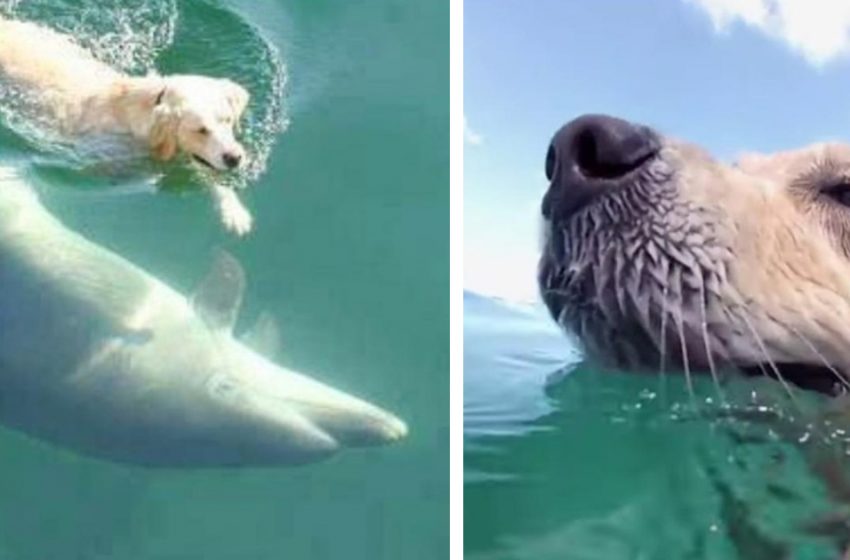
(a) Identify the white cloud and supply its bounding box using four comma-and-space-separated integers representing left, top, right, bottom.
464, 115, 483, 146
688, 0, 850, 65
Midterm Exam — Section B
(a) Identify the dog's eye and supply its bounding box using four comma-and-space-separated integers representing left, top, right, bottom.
197, 126, 209, 135
824, 182, 850, 206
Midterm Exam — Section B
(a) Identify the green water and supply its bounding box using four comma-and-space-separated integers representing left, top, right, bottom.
465, 296, 850, 560
0, 1, 447, 559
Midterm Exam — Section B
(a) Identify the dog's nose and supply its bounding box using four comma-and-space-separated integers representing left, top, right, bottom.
223, 152, 242, 169
543, 114, 659, 219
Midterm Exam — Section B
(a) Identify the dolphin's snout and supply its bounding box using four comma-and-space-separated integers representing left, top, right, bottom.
286, 393, 409, 448
382, 415, 409, 441
225, 345, 408, 464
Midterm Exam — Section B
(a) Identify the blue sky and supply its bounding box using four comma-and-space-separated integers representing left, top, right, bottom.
465, 0, 850, 301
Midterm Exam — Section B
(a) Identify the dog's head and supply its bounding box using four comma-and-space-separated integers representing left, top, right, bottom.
148, 75, 249, 170
539, 114, 850, 395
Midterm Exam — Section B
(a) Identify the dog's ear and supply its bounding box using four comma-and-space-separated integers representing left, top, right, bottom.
149, 106, 178, 161
118, 77, 169, 111
223, 80, 249, 129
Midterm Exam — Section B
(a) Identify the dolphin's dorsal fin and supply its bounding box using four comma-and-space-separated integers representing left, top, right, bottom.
242, 311, 282, 358
191, 249, 245, 332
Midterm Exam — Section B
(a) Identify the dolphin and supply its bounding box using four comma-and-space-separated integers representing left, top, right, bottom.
0, 167, 407, 466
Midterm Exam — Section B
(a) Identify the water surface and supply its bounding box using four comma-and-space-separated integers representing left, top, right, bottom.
465, 290, 850, 560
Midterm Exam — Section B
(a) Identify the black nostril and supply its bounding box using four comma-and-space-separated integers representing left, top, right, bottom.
569, 115, 658, 180
545, 144, 556, 181
543, 114, 660, 218
223, 153, 241, 169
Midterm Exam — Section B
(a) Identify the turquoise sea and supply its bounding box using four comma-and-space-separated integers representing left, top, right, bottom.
465, 291, 850, 560
0, 1, 447, 558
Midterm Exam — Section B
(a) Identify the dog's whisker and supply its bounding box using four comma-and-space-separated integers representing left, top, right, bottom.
739, 310, 801, 409
698, 275, 725, 406
786, 323, 850, 393
657, 283, 669, 406
673, 301, 697, 408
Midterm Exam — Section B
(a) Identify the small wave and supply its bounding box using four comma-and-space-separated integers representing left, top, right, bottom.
464, 291, 578, 438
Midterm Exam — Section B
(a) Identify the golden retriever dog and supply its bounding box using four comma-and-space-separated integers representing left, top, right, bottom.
0, 15, 254, 235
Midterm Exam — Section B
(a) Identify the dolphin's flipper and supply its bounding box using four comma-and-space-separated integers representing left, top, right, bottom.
191, 249, 245, 332
242, 311, 281, 358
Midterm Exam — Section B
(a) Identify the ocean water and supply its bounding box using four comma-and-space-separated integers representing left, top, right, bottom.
465, 291, 850, 560
0, 1, 447, 559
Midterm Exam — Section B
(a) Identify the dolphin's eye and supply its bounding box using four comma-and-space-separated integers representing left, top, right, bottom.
824, 182, 850, 206
197, 126, 210, 136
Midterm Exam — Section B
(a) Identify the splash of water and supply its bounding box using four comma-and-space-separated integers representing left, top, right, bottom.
0, 0, 287, 194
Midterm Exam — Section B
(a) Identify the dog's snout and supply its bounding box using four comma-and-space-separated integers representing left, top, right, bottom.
543, 114, 659, 219
223, 152, 242, 169
569, 115, 658, 179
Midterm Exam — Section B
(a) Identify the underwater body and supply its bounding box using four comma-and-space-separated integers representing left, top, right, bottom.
0, 166, 406, 467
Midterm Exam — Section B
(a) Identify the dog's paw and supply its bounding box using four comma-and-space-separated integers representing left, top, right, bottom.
218, 195, 254, 236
